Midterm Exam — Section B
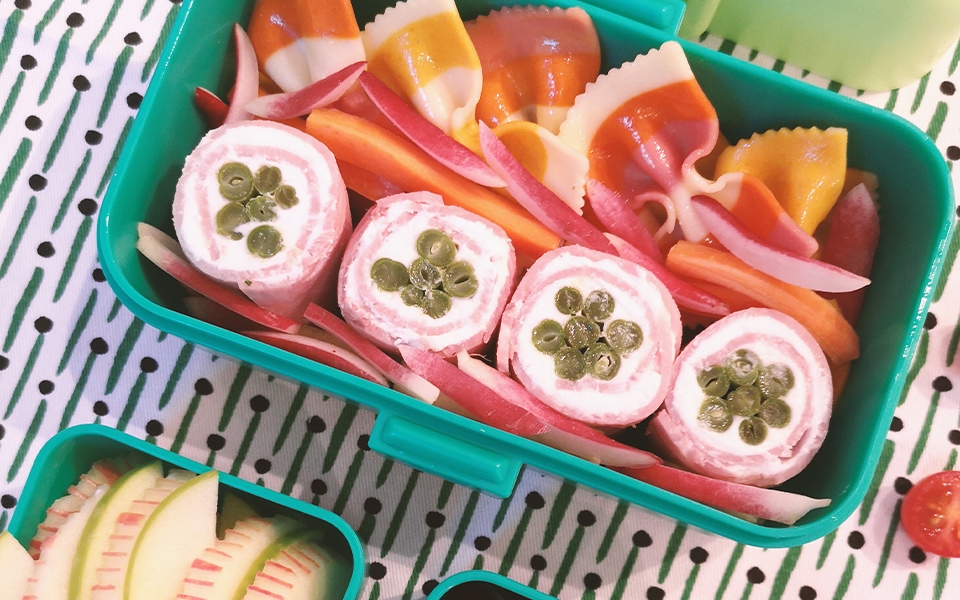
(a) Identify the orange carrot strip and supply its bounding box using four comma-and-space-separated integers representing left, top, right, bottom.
665, 241, 859, 364
305, 108, 562, 260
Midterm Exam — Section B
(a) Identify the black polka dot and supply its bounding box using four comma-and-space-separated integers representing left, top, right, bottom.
306, 415, 326, 433
311, 479, 327, 496
890, 416, 903, 432
425, 511, 445, 528
145, 420, 164, 436
0, 356, 8, 370
254, 459, 271, 474
124, 32, 142, 45
0, 424, 4, 440
85, 130, 102, 145
690, 547, 708, 564
633, 530, 653, 547
1, 495, 17, 509
126, 93, 142, 109
583, 573, 602, 590
29, 174, 47, 191
90, 338, 108, 354
525, 491, 545, 509
747, 567, 766, 584
949, 146, 960, 161
847, 531, 865, 549
646, 586, 665, 600
66, 12, 83, 27
195, 378, 214, 395
249, 394, 270, 412
368, 562, 387, 580
933, 376, 952, 392
78, 198, 97, 216
15, 0, 31, 10
474, 536, 491, 551
949, 430, 960, 445
93, 401, 109, 416
894, 477, 912, 495
140, 357, 158, 373
799, 585, 818, 600
37, 242, 54, 257
20, 54, 36, 70
357, 434, 370, 450
421, 580, 438, 596
92, 268, 106, 282
530, 554, 546, 570
25, 115, 41, 130
363, 497, 382, 514
38, 380, 54, 395
34, 317, 52, 333
908, 546, 926, 564
73, 75, 90, 91
577, 510, 596, 527
206, 434, 226, 451
941, 81, 956, 95
924, 312, 938, 329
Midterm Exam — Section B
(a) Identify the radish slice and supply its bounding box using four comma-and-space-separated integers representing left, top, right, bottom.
691, 195, 870, 293
303, 303, 439, 404
618, 464, 830, 525
194, 87, 228, 128
136, 223, 301, 334
605, 234, 729, 317
478, 121, 617, 254
245, 61, 366, 120
586, 177, 664, 262
244, 330, 388, 386
820, 183, 880, 324
358, 71, 505, 188
456, 352, 660, 467
397, 345, 548, 437
224, 24, 260, 125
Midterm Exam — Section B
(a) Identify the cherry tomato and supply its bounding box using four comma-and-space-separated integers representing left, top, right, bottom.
900, 470, 960, 558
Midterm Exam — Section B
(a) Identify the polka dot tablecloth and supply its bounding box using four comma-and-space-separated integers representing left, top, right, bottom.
1, 1, 958, 599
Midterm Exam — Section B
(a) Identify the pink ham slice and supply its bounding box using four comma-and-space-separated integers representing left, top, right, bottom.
647, 307, 833, 488
172, 120, 351, 320
497, 245, 681, 429
338, 191, 516, 358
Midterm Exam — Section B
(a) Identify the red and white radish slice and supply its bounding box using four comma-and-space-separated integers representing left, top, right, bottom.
618, 464, 830, 525
456, 351, 659, 467
194, 87, 228, 128
303, 303, 439, 404
172, 120, 351, 319
338, 191, 516, 358
820, 183, 880, 324
497, 245, 681, 429
245, 61, 365, 120
397, 345, 548, 437
358, 71, 505, 187
224, 24, 260, 125
647, 308, 833, 487
136, 223, 301, 334
244, 330, 388, 386
691, 195, 869, 293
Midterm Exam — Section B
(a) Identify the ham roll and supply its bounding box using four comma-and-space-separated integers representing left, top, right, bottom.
647, 308, 832, 487
173, 120, 351, 319
338, 191, 516, 357
497, 245, 681, 429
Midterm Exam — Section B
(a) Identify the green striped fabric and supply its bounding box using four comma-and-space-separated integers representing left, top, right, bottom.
0, 2, 958, 599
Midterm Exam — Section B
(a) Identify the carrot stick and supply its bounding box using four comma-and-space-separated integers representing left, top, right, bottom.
665, 241, 859, 364
305, 108, 561, 260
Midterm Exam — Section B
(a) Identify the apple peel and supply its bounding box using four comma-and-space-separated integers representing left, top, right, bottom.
194, 87, 228, 128
691, 195, 869, 293
820, 183, 880, 324
244, 330, 389, 386
245, 61, 366, 120
224, 24, 260, 124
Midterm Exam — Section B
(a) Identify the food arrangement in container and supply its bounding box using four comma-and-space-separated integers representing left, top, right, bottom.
96, 0, 955, 548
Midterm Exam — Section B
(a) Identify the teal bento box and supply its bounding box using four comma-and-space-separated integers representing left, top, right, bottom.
96, 0, 955, 548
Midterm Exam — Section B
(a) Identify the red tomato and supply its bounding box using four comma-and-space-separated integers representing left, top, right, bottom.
900, 470, 960, 558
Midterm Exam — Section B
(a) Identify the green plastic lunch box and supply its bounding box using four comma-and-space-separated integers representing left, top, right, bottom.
96, 0, 955, 548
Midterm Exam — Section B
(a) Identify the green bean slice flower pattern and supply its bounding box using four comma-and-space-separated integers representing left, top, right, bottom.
214, 161, 300, 258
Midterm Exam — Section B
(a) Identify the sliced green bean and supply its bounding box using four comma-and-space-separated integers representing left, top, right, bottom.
409, 257, 443, 290
697, 365, 730, 398
421, 289, 452, 319
554, 347, 587, 381
532, 319, 566, 355
400, 284, 424, 307
606, 319, 643, 354
698, 397, 732, 432
727, 348, 761, 386
759, 398, 791, 428
416, 229, 457, 267
274, 184, 299, 209
254, 165, 282, 194
758, 363, 795, 399
371, 258, 410, 292
218, 162, 254, 201
564, 316, 601, 349
246, 196, 278, 222
739, 417, 767, 445
727, 385, 761, 417
554, 286, 583, 315
246, 225, 283, 258
442, 261, 477, 298
584, 343, 621, 380
582, 289, 615, 322
216, 201, 250, 240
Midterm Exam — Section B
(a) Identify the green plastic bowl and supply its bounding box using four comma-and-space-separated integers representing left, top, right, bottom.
96, 0, 954, 547
7, 424, 365, 600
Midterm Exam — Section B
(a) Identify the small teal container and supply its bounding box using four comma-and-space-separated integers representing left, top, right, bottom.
96, 0, 955, 548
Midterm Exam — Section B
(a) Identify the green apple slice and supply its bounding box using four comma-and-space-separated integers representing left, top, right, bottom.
90, 469, 196, 600
243, 531, 345, 600
70, 461, 165, 600
178, 515, 304, 600
0, 530, 35, 600
123, 469, 219, 600
216, 492, 259, 539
